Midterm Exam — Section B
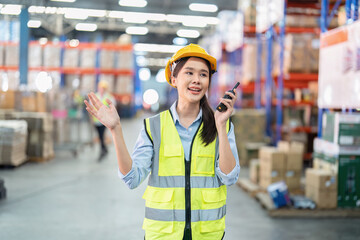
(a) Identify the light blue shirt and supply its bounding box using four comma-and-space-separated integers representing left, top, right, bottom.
119, 102, 240, 189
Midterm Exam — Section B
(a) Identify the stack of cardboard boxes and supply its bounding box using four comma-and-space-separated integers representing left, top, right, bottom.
305, 168, 337, 209
0, 90, 47, 112
0, 112, 54, 161
311, 112, 360, 208
255, 141, 304, 191
0, 120, 28, 166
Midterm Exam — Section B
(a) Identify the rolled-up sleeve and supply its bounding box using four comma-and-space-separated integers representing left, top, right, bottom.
118, 127, 153, 189
215, 122, 241, 186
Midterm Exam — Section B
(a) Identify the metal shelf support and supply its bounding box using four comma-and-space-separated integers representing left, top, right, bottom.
255, 33, 262, 109
265, 26, 274, 138
19, 7, 29, 86
276, 1, 287, 143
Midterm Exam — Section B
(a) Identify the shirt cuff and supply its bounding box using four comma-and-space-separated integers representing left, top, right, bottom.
117, 163, 136, 187
216, 164, 240, 186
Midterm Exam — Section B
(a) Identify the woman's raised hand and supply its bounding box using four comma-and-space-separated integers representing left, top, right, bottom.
84, 92, 120, 130
214, 89, 238, 127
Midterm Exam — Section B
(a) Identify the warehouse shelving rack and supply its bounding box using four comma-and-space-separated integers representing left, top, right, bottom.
253, 1, 345, 145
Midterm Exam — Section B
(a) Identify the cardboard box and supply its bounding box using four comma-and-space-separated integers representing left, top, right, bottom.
80, 48, 96, 68
28, 44, 42, 67
285, 170, 301, 190
63, 48, 79, 68
0, 120, 28, 166
5, 44, 19, 66
305, 185, 337, 209
249, 159, 260, 184
44, 45, 61, 68
100, 49, 114, 69
277, 141, 304, 171
259, 147, 286, 169
0, 91, 15, 109
305, 168, 337, 191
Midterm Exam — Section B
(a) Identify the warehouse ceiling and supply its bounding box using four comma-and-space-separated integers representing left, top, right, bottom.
0, 0, 238, 45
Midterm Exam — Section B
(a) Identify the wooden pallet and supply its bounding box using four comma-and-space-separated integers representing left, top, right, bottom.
28, 154, 54, 163
236, 178, 262, 197
239, 178, 360, 218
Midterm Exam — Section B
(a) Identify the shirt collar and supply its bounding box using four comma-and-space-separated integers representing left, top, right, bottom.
169, 101, 202, 125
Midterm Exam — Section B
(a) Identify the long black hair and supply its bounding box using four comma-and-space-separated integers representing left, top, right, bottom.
171, 57, 217, 146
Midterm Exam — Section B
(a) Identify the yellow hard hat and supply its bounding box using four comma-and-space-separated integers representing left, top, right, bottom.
98, 80, 109, 89
165, 44, 217, 87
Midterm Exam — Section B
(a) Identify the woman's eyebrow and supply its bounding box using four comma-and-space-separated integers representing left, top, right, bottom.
184, 67, 209, 73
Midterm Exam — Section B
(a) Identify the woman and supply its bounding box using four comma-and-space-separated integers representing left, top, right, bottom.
85, 44, 240, 240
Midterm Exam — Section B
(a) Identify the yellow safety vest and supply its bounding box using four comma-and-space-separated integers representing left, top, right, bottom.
143, 110, 230, 240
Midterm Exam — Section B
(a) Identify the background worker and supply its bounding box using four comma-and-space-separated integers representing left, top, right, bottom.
85, 44, 240, 239
91, 80, 116, 161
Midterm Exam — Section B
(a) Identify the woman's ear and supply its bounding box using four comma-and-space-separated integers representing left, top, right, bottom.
171, 76, 177, 88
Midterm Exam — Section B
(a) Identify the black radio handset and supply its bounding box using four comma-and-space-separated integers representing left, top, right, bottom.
216, 82, 240, 112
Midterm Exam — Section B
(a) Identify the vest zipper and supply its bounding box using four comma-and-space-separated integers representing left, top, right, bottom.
184, 121, 202, 239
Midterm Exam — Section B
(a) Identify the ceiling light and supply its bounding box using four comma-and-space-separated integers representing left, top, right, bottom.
87, 9, 106, 17
189, 3, 218, 13
119, 0, 147, 8
205, 17, 219, 25
75, 23, 97, 32
146, 13, 166, 21
50, 0, 76, 2
1, 5, 22, 15
182, 16, 207, 27
64, 8, 88, 20
126, 26, 148, 35
27, 20, 42, 28
134, 44, 182, 53
173, 37, 188, 45
45, 7, 57, 14
166, 14, 185, 23
123, 13, 148, 24
108, 11, 126, 18
29, 6, 46, 14
177, 29, 200, 38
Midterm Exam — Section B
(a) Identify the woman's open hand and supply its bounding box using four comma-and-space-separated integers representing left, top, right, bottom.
84, 92, 120, 130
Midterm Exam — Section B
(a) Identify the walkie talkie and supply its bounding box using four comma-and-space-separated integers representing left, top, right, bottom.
216, 82, 240, 112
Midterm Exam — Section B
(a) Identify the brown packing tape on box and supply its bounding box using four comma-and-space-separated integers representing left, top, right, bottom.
305, 185, 337, 209
305, 168, 337, 191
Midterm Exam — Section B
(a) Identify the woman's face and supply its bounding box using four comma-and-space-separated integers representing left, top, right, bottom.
172, 57, 210, 104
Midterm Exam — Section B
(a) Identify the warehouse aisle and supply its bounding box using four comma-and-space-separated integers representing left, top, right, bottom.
0, 117, 359, 240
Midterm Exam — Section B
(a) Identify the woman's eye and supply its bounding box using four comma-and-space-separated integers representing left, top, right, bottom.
200, 73, 208, 77
186, 72, 193, 75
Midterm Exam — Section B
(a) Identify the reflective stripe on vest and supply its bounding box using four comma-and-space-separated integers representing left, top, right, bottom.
142, 110, 230, 240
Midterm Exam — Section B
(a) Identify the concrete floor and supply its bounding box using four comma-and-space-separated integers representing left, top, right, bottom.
1, 117, 360, 240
